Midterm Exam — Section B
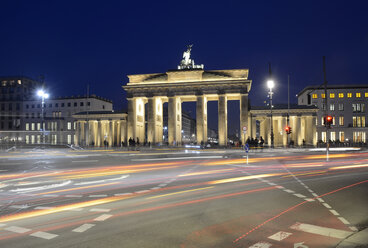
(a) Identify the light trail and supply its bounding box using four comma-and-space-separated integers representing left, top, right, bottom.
208, 173, 283, 185
329, 164, 368, 170
147, 186, 214, 199
282, 170, 327, 178
35, 182, 119, 195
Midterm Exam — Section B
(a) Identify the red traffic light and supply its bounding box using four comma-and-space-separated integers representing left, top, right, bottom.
326, 115, 333, 122
285, 126, 292, 134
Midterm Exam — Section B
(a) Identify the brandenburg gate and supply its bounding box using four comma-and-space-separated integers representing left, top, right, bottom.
123, 45, 251, 146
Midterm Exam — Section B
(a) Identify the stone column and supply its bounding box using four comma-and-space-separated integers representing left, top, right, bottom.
120, 120, 126, 145
168, 96, 182, 145
108, 120, 113, 147
155, 98, 163, 144
97, 120, 102, 147
312, 116, 317, 146
296, 116, 302, 146
218, 94, 227, 146
240, 94, 249, 144
196, 95, 207, 144
127, 98, 135, 144
147, 97, 156, 144
282, 116, 287, 147
127, 97, 145, 145
75, 121, 80, 146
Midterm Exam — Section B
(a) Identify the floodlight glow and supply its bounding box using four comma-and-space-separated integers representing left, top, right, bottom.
267, 80, 274, 89
37, 90, 45, 97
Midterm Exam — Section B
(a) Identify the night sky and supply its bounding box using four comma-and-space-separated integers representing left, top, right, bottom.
1, 1, 368, 134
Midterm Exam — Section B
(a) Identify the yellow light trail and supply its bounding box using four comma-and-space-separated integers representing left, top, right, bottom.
208, 173, 283, 185
147, 186, 214, 199
329, 164, 368, 170
178, 168, 235, 177
282, 170, 327, 178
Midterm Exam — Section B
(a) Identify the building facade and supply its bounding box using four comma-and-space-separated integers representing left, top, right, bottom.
298, 85, 368, 144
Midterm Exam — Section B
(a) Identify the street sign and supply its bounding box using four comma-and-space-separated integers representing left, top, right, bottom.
242, 126, 247, 131
245, 143, 250, 153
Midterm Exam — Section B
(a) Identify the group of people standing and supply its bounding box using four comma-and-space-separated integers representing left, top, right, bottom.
245, 136, 265, 147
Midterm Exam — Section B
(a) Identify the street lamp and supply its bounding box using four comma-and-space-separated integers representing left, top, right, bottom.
267, 79, 274, 148
37, 90, 49, 145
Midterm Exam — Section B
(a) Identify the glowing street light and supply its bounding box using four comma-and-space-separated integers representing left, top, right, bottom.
267, 63, 274, 148
37, 89, 49, 145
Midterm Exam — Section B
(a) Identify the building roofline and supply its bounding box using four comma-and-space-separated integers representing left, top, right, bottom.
298, 84, 368, 96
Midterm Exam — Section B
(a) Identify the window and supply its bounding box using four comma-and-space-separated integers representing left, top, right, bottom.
49, 103, 52, 108
338, 103, 344, 111
67, 122, 72, 130
321, 103, 326, 110
37, 123, 41, 130
67, 134, 72, 144
73, 121, 76, 130
338, 93, 344, 98
330, 93, 335, 98
25, 135, 29, 144
26, 113, 29, 119
329, 104, 334, 111
103, 105, 105, 109
80, 102, 84, 106
31, 123, 35, 130
68, 102, 71, 107
353, 103, 365, 113
55, 103, 59, 107
321, 93, 326, 98
37, 104, 40, 108
365, 92, 368, 98
61, 103, 65, 107
312, 94, 317, 99
330, 132, 336, 141
87, 102, 91, 106
353, 132, 366, 143
321, 132, 326, 142
74, 102, 77, 107
16, 103, 20, 110
26, 104, 29, 109
9, 103, 12, 110
353, 116, 366, 127
356, 92, 361, 98
339, 132, 345, 142
347, 93, 352, 98
332, 116, 336, 125
1, 104, 4, 111
339, 116, 344, 126
25, 123, 29, 130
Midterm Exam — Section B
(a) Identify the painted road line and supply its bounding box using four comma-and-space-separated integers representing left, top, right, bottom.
311, 193, 319, 197
89, 194, 107, 198
71, 160, 99, 163
94, 214, 112, 221
72, 224, 95, 233
0, 224, 7, 227
34, 206, 54, 210
30, 231, 58, 240
150, 187, 161, 190
148, 186, 214, 199
283, 189, 295, 193
290, 222, 353, 239
135, 190, 150, 194
275, 185, 285, 189
268, 231, 292, 241
338, 217, 350, 225
9, 205, 29, 209
317, 198, 325, 203
305, 198, 315, 202
42, 194, 59, 197
114, 193, 132, 196
5, 226, 31, 233
68, 208, 84, 211
268, 182, 276, 186
330, 209, 340, 216
350, 226, 358, 232
90, 208, 111, 212
158, 183, 167, 187
322, 203, 332, 209
249, 241, 272, 248
307, 189, 314, 193
293, 193, 306, 198
65, 194, 83, 198
131, 156, 223, 161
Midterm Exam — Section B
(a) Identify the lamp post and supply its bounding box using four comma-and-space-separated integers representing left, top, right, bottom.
37, 90, 49, 145
267, 79, 274, 148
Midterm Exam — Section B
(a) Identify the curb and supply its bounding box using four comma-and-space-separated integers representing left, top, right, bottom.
336, 228, 368, 248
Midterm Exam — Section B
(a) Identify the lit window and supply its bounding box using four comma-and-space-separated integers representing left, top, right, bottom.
356, 92, 361, 98
365, 92, 368, 97
67, 122, 72, 130
330, 93, 335, 98
339, 132, 345, 142
339, 103, 344, 111
321, 93, 326, 98
330, 104, 335, 111
17, 80, 21, 85
338, 93, 344, 98
339, 116, 344, 126
330, 132, 336, 141
347, 93, 352, 98
25, 123, 29, 130
312, 94, 318, 99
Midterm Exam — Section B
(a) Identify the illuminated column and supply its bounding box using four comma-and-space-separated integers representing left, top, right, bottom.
196, 95, 207, 144
80, 121, 85, 146
296, 116, 302, 146
127, 97, 145, 144
97, 120, 102, 146
240, 93, 249, 144
311, 115, 317, 146
108, 120, 113, 147
168, 96, 182, 145
218, 94, 227, 146
120, 120, 126, 145
251, 117, 257, 138
147, 97, 163, 144
155, 98, 163, 144
282, 116, 287, 147
273, 118, 279, 146
260, 119, 267, 143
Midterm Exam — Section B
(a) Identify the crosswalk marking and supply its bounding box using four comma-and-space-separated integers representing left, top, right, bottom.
90, 208, 110, 212
30, 231, 58, 240
329, 209, 339, 216
249, 241, 272, 248
290, 222, 353, 239
268, 231, 292, 241
322, 203, 332, 209
5, 226, 31, 233
293, 193, 306, 198
72, 224, 95, 233
94, 214, 112, 221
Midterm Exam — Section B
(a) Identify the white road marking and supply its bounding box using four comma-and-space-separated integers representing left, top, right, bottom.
158, 183, 167, 187
284, 189, 295, 193
268, 231, 292, 241
65, 194, 83, 198
150, 187, 161, 190
131, 156, 223, 161
0, 224, 7, 227
34, 206, 53, 210
330, 209, 340, 216
94, 214, 112, 221
307, 189, 314, 193
317, 198, 325, 203
114, 192, 132, 196
72, 224, 95, 233
68, 208, 84, 211
311, 193, 319, 197
71, 160, 98, 163
5, 226, 31, 233
290, 222, 353, 239
30, 231, 58, 240
135, 190, 150, 194
338, 217, 350, 225
249, 241, 272, 248
349, 226, 358, 232
275, 186, 285, 189
268, 182, 276, 186
9, 205, 29, 209
89, 194, 107, 198
90, 208, 110, 212
74, 175, 129, 186
10, 180, 71, 193
294, 193, 306, 198
322, 203, 332, 209
42, 194, 59, 197
305, 198, 315, 202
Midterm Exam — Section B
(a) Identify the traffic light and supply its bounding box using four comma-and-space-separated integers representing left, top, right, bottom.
324, 115, 333, 128
285, 126, 292, 134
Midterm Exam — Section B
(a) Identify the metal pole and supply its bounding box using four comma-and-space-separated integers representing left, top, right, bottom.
287, 75, 290, 147
323, 56, 329, 161
269, 63, 274, 148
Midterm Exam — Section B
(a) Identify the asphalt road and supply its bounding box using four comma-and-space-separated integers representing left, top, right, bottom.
0, 148, 367, 248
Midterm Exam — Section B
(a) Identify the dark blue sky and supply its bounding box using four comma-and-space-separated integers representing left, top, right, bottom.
1, 1, 367, 132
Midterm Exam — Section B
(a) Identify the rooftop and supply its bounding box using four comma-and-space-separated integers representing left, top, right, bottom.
250, 104, 318, 111
298, 84, 368, 96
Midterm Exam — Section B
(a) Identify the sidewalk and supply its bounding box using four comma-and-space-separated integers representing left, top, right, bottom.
336, 228, 368, 248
